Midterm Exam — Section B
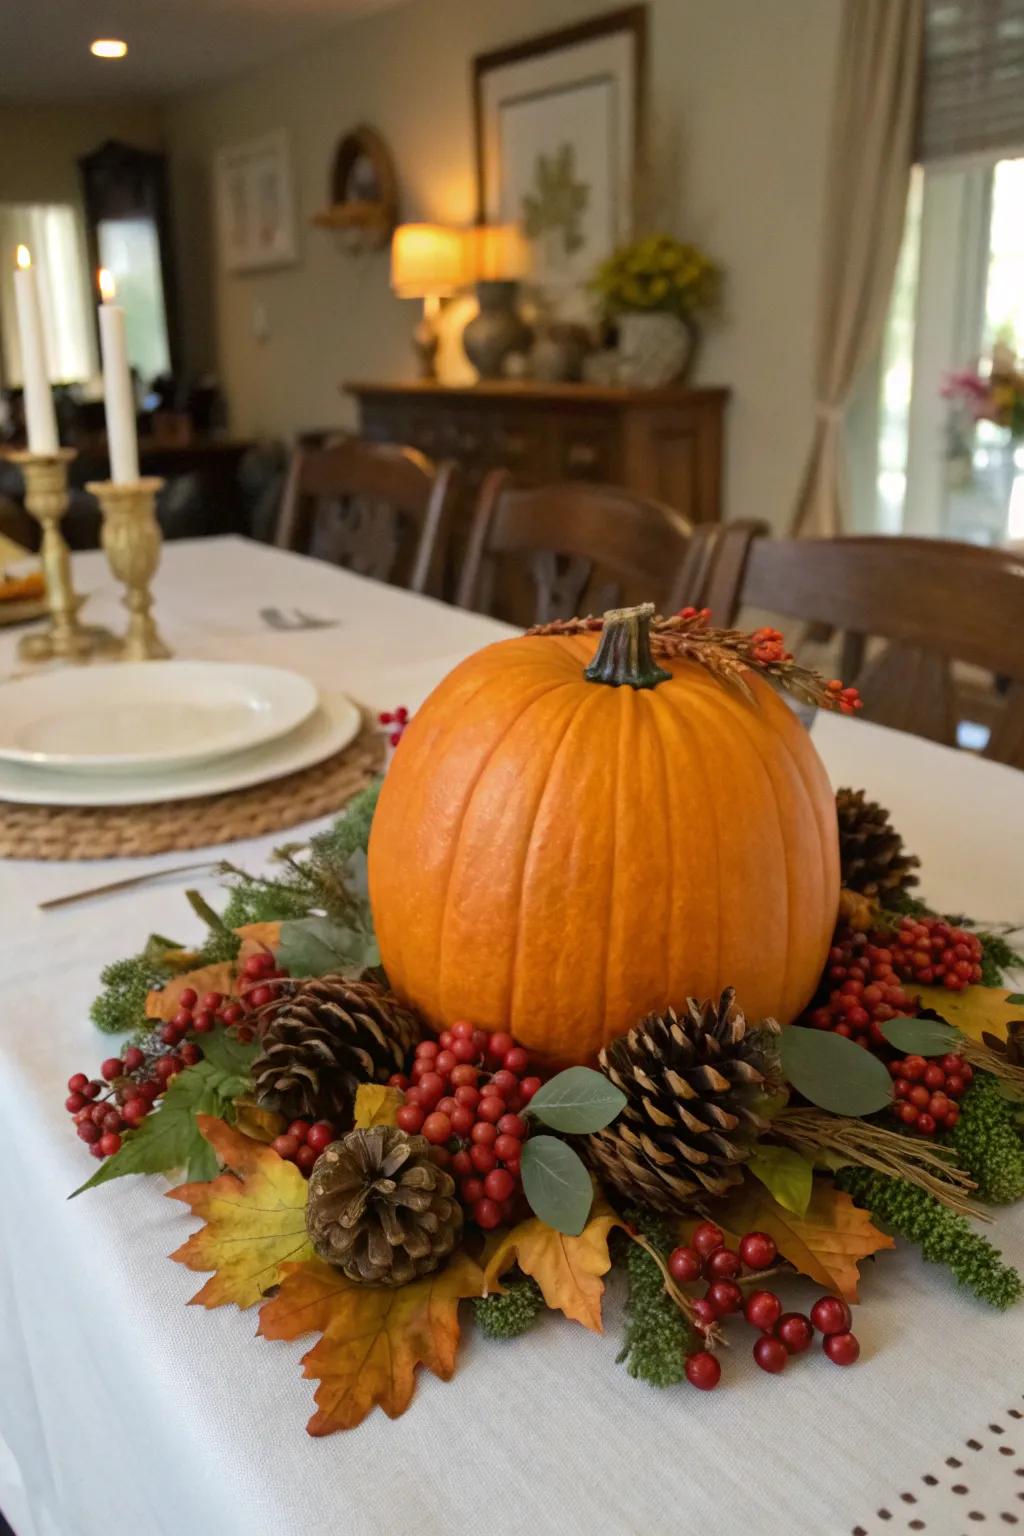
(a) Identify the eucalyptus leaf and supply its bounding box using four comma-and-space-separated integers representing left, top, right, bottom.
277, 915, 380, 978
779, 1026, 893, 1117
748, 1144, 814, 1216
1008, 993, 1024, 1005
519, 1135, 593, 1235
878, 1017, 962, 1057
527, 1067, 626, 1134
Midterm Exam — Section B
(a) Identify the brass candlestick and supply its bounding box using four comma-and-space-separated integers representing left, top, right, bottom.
5, 448, 111, 663
87, 477, 171, 661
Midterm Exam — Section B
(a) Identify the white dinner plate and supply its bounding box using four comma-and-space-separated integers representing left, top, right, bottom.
0, 690, 362, 806
0, 661, 319, 774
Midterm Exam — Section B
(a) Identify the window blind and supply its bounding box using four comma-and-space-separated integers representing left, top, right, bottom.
918, 0, 1024, 164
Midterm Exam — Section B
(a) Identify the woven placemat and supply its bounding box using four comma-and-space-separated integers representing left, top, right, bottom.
0, 725, 384, 861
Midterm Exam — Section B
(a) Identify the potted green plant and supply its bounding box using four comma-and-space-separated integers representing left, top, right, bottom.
590, 234, 721, 387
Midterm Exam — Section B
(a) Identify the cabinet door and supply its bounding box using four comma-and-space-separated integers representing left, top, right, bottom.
553, 415, 617, 481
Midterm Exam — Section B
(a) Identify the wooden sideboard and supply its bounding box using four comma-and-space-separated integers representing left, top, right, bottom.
344, 380, 729, 523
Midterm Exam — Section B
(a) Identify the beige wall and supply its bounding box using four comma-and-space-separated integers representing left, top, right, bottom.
0, 101, 163, 208
165, 0, 841, 528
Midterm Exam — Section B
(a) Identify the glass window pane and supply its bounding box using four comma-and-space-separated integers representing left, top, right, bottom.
97, 218, 171, 383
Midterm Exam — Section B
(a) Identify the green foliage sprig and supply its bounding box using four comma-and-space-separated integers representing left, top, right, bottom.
474, 1277, 544, 1340
836, 1166, 1023, 1310
90, 937, 182, 1035
949, 1073, 1024, 1204
616, 1209, 695, 1387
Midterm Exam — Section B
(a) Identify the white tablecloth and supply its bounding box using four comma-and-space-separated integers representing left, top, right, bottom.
2, 537, 1022, 1536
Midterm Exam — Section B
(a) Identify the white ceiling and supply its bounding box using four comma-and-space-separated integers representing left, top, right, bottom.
0, 0, 404, 101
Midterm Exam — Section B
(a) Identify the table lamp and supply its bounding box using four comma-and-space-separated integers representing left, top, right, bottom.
390, 224, 467, 380
462, 224, 532, 380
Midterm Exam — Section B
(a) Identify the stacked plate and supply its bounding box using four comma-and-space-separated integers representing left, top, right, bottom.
0, 661, 361, 806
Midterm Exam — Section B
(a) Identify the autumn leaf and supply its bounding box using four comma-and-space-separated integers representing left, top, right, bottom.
146, 961, 238, 1023
482, 1201, 622, 1331
167, 1115, 312, 1308
712, 1181, 894, 1302
258, 1250, 483, 1435
236, 921, 282, 959
917, 984, 1023, 1047
353, 1084, 402, 1129
232, 1097, 285, 1143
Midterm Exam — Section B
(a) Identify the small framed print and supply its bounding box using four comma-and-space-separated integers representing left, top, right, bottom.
215, 130, 298, 274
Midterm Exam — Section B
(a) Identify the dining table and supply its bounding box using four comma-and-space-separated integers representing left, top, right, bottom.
1, 534, 1022, 1536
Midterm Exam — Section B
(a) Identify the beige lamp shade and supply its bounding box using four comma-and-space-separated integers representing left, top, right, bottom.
390, 224, 466, 298
465, 224, 532, 282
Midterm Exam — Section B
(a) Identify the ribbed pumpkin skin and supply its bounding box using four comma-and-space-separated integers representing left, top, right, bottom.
368, 632, 839, 1065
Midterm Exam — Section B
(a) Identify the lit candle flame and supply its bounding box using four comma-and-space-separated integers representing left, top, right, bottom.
15, 244, 31, 271
98, 268, 116, 303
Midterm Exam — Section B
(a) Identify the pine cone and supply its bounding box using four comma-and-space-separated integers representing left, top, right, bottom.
306, 1126, 462, 1286
252, 975, 421, 1126
587, 990, 780, 1214
836, 786, 920, 899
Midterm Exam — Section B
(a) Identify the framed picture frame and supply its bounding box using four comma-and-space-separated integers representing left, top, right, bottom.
473, 6, 647, 294
214, 130, 298, 274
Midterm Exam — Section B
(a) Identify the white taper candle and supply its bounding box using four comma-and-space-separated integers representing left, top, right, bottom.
97, 269, 139, 484
12, 246, 59, 455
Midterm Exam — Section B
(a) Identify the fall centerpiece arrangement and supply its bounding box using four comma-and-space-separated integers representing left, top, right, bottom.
66, 605, 1024, 1433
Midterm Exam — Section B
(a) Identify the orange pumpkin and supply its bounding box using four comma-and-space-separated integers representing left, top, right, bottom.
368, 606, 838, 1065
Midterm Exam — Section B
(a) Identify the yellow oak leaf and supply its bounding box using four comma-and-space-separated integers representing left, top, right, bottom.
258, 1250, 483, 1435
167, 1115, 312, 1308
916, 984, 1022, 1047
482, 1202, 622, 1332
712, 1181, 894, 1303
353, 1084, 403, 1129
232, 1097, 286, 1144
146, 961, 238, 1022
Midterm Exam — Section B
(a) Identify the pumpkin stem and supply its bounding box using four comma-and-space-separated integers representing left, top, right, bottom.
584, 604, 671, 690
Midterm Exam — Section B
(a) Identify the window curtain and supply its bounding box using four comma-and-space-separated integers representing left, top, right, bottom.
791, 0, 924, 537
0, 204, 97, 387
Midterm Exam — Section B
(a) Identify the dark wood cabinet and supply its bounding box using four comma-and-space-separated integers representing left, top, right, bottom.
344, 380, 729, 523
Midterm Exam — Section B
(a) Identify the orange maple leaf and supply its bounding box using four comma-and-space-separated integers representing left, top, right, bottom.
167, 1116, 312, 1308
712, 1181, 894, 1302
482, 1202, 622, 1332
235, 921, 282, 963
258, 1250, 483, 1435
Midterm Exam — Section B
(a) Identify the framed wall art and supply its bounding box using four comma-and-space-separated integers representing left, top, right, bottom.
214, 130, 298, 274
473, 6, 647, 294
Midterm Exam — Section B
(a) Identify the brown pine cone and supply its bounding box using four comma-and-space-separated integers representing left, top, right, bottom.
306, 1126, 462, 1287
251, 974, 422, 1127
836, 786, 920, 899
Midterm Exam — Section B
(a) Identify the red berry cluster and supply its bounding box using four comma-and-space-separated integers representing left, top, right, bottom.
272, 1119, 338, 1178
377, 706, 410, 748
805, 926, 919, 1047
66, 1047, 169, 1160
676, 605, 713, 625
824, 678, 863, 716
165, 949, 288, 1048
749, 625, 793, 666
889, 1052, 972, 1137
668, 1222, 860, 1389
392, 1022, 542, 1232
888, 916, 983, 992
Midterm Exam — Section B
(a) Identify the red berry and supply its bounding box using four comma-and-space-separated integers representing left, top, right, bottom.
100, 1057, 123, 1081
436, 1096, 459, 1117
488, 1032, 515, 1060
460, 1177, 484, 1204
809, 1295, 851, 1336
494, 1133, 521, 1161
945, 1073, 965, 1098
417, 1072, 445, 1106
450, 1106, 474, 1136
484, 1168, 515, 1202
705, 1247, 742, 1281
65, 1092, 85, 1113
247, 984, 273, 1009
451, 1150, 473, 1178
192, 1009, 215, 1034
451, 1037, 478, 1063
435, 1049, 457, 1076
685, 1351, 721, 1391
67, 1072, 89, 1094
518, 1076, 543, 1102
451, 1021, 475, 1039
272, 1133, 300, 1159
201, 991, 223, 1012
503, 1047, 529, 1075
497, 1113, 527, 1140
899, 1102, 919, 1125
180, 1043, 201, 1066
945, 1105, 959, 1127
295, 1145, 318, 1173
738, 1232, 777, 1270
473, 1198, 503, 1230
706, 1280, 743, 1316
154, 1057, 178, 1081
471, 1121, 497, 1146
422, 1112, 452, 1145
490, 1070, 518, 1097
77, 1121, 101, 1144
470, 1143, 497, 1174
450, 1065, 479, 1089
753, 1335, 788, 1373
908, 1085, 930, 1108
178, 987, 198, 1009
476, 1096, 506, 1124
99, 1132, 122, 1157
823, 1330, 860, 1366
668, 1246, 703, 1284
916, 1112, 936, 1135
122, 1099, 148, 1126
775, 1312, 814, 1354
90, 1103, 109, 1126
744, 1290, 783, 1331
692, 1221, 724, 1258
137, 1079, 160, 1102
122, 1045, 145, 1071
691, 1298, 717, 1331
416, 1039, 439, 1059
454, 1083, 480, 1107
306, 1123, 334, 1153
941, 1053, 963, 1074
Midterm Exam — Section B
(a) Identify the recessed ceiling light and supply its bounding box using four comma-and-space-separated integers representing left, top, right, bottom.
90, 39, 127, 59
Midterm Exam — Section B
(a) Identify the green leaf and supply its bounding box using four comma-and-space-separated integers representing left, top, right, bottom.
519, 1136, 594, 1235
527, 1067, 626, 1134
878, 1017, 962, 1056
276, 915, 380, 978
780, 1027, 893, 1117
748, 1145, 814, 1217
198, 1028, 260, 1090
71, 1059, 242, 1197
1007, 993, 1024, 1005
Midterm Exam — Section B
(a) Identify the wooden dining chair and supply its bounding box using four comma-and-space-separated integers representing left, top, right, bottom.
705, 529, 1024, 767
456, 469, 719, 624
274, 437, 457, 598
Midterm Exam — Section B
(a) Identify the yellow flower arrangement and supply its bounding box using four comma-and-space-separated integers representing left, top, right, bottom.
590, 234, 721, 320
